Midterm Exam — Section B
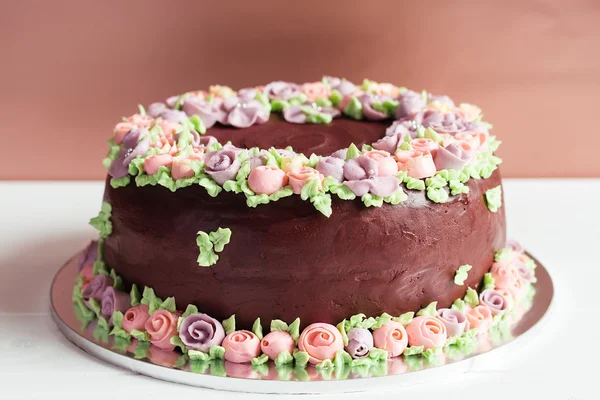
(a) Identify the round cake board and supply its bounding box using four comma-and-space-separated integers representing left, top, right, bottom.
51, 251, 553, 394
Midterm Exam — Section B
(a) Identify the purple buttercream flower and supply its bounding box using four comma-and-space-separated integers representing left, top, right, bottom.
429, 94, 455, 107
316, 156, 345, 182
218, 89, 270, 128
479, 289, 511, 316
344, 156, 378, 181
437, 308, 469, 338
395, 90, 426, 119
342, 155, 400, 197
507, 239, 524, 254
282, 104, 340, 124
263, 81, 302, 101
385, 119, 420, 139
433, 142, 472, 170
358, 94, 393, 121
345, 328, 374, 359
372, 132, 407, 154
77, 240, 98, 271
465, 120, 490, 134
100, 286, 131, 321
330, 148, 348, 159
159, 109, 188, 123
108, 128, 150, 178
275, 148, 296, 158
419, 110, 466, 135
179, 313, 226, 352
148, 102, 168, 118
324, 76, 357, 96
183, 97, 226, 129
175, 129, 202, 147
82, 274, 113, 305
204, 149, 241, 185
198, 135, 218, 148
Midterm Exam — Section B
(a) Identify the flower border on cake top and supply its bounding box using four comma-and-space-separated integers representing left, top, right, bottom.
72, 239, 537, 374
102, 77, 503, 217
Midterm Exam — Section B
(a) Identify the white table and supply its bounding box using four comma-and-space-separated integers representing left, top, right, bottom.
0, 180, 598, 400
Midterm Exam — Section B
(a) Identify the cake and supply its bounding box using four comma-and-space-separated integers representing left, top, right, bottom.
72, 77, 537, 371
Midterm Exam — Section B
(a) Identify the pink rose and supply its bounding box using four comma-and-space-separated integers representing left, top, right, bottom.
222, 330, 261, 364
157, 120, 182, 137
122, 304, 150, 333
410, 138, 439, 157
465, 305, 493, 334
171, 156, 195, 180
127, 113, 153, 128
363, 150, 398, 177
248, 165, 288, 195
490, 261, 526, 299
288, 167, 324, 195
301, 82, 331, 102
370, 82, 399, 97
405, 316, 447, 350
298, 323, 344, 365
144, 309, 179, 351
395, 150, 436, 179
455, 131, 482, 154
455, 103, 482, 122
260, 330, 295, 361
114, 122, 136, 145
144, 154, 174, 175
79, 264, 94, 285
372, 321, 408, 357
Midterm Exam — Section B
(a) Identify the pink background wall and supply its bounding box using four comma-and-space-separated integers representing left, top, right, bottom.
1, 0, 599, 180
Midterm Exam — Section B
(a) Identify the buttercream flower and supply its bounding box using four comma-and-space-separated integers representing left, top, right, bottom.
315, 156, 345, 182
301, 82, 331, 102
79, 264, 94, 285
433, 142, 472, 171
369, 82, 399, 97
222, 330, 261, 364
147, 102, 167, 118
395, 90, 426, 119
263, 81, 302, 100
209, 85, 236, 98
171, 156, 195, 180
144, 154, 174, 175
109, 128, 151, 179
248, 165, 288, 195
114, 122, 136, 145
422, 111, 467, 135
465, 306, 493, 334
260, 330, 295, 361
455, 103, 482, 122
363, 150, 398, 176
405, 316, 447, 350
288, 167, 324, 195
455, 131, 482, 153
395, 150, 436, 179
514, 254, 535, 283
331, 148, 348, 159
410, 138, 439, 157
100, 286, 131, 321
218, 89, 270, 128
280, 155, 307, 174
127, 113, 153, 128
282, 104, 340, 124
358, 93, 394, 121
182, 97, 226, 129
122, 304, 150, 333
372, 321, 408, 357
490, 261, 526, 299
298, 323, 344, 365
372, 133, 405, 154
82, 274, 113, 305
343, 155, 401, 197
345, 327, 374, 359
479, 289, 512, 316
386, 119, 420, 139
437, 308, 469, 338
158, 109, 188, 124
204, 149, 241, 185
77, 240, 98, 271
507, 239, 524, 254
158, 119, 183, 138
145, 309, 179, 351
325, 77, 357, 96
179, 313, 225, 352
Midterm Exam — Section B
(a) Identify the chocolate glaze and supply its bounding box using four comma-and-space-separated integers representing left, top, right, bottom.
103, 163, 505, 328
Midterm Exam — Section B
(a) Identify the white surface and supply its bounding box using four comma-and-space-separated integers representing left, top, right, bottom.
0, 179, 598, 399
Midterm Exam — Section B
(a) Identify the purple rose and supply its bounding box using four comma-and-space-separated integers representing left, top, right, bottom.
263, 81, 302, 101
282, 104, 340, 124
465, 120, 489, 135
513, 255, 535, 284
429, 94, 455, 108
420, 110, 466, 135
159, 109, 188, 123
437, 308, 469, 338
82, 274, 113, 305
433, 142, 472, 170
395, 90, 426, 119
316, 156, 345, 182
100, 286, 131, 321
330, 148, 348, 159
147, 102, 168, 118
198, 135, 218, 148
479, 289, 511, 316
77, 240, 98, 271
359, 94, 393, 121
174, 129, 202, 147
342, 155, 400, 197
507, 240, 524, 254
324, 76, 357, 96
372, 133, 406, 154
218, 89, 270, 128
345, 328, 374, 359
108, 128, 150, 178
179, 313, 226, 352
204, 150, 241, 185
183, 97, 226, 129
385, 119, 420, 139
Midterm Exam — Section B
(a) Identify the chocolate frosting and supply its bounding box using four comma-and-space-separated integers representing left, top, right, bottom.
103, 118, 506, 328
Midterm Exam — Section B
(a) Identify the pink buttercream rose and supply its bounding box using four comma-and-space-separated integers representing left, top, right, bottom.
410, 138, 439, 157
157, 119, 182, 137
144, 309, 179, 351
454, 131, 482, 154
405, 316, 447, 350
298, 323, 344, 365
490, 261, 526, 299
260, 330, 295, 361
222, 330, 261, 364
455, 103, 482, 122
248, 165, 288, 195
363, 150, 398, 177
372, 321, 408, 357
114, 122, 136, 145
127, 113, 153, 128
79, 264, 94, 284
122, 304, 150, 333
288, 167, 324, 195
301, 82, 331, 102
465, 305, 493, 334
171, 156, 196, 180
144, 154, 174, 175
370, 82, 399, 97
395, 150, 437, 179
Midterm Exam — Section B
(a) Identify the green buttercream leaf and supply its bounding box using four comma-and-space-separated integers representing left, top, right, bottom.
255, 91, 271, 109
235, 159, 253, 181
110, 176, 131, 188
314, 97, 333, 108
485, 185, 503, 212
337, 319, 349, 346
270, 99, 290, 112
293, 351, 310, 368
349, 313, 366, 328
383, 188, 408, 204
246, 193, 269, 208
310, 193, 332, 217
109, 269, 123, 290
494, 247, 513, 262
427, 187, 449, 203
482, 273, 496, 290
196, 231, 218, 267
209, 227, 231, 253
111, 310, 123, 329
300, 178, 321, 201
210, 360, 226, 377
423, 347, 443, 364
454, 264, 473, 286
274, 350, 294, 366
368, 348, 388, 361
209, 345, 225, 360
188, 349, 210, 362
423, 127, 443, 144
350, 357, 374, 368
130, 329, 149, 342
97, 316, 110, 331
416, 125, 426, 138
316, 359, 334, 370
417, 301, 438, 317
488, 136, 502, 153
268, 186, 294, 202
252, 318, 263, 340
327, 179, 356, 200
328, 89, 343, 107
464, 287, 480, 307
449, 179, 469, 196
170, 335, 187, 353
307, 153, 320, 168
89, 202, 112, 238
187, 114, 206, 135
133, 341, 151, 359
405, 177, 426, 191
112, 335, 131, 351
222, 315, 235, 335
333, 350, 352, 369
182, 304, 199, 318
88, 298, 101, 316
464, 164, 481, 180
93, 323, 110, 343
345, 143, 361, 160
159, 297, 177, 312
403, 345, 424, 356
425, 175, 447, 189
251, 354, 269, 366
392, 311, 414, 326
153, 166, 176, 192
92, 259, 108, 277
130, 284, 141, 307
137, 104, 146, 115
361, 193, 383, 208
198, 175, 222, 197
398, 141, 412, 151
305, 109, 333, 124
222, 180, 241, 193
270, 319, 288, 332
372, 312, 393, 329
287, 318, 300, 341
343, 96, 363, 120
74, 298, 95, 321
451, 299, 467, 313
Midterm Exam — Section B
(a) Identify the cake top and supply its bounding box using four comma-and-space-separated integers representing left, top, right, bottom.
104, 77, 502, 216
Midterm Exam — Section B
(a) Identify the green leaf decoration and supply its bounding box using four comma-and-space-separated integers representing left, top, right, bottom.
287, 318, 300, 341
311, 193, 333, 217
336, 319, 349, 346
89, 202, 112, 238
109, 269, 123, 290
111, 311, 124, 329
300, 178, 321, 201
222, 180, 241, 193
209, 227, 232, 253
271, 99, 290, 112
314, 97, 333, 108
130, 329, 149, 342
423, 127, 443, 144
188, 114, 207, 135
268, 187, 294, 202
348, 313, 366, 328
137, 104, 146, 115
293, 351, 310, 368
368, 348, 388, 361
159, 297, 177, 313
170, 335, 187, 353
426, 187, 449, 203
423, 347, 443, 364
333, 350, 352, 369
482, 273, 496, 290
329, 89, 343, 107
451, 299, 467, 313
235, 160, 253, 181
196, 231, 218, 267
128, 284, 140, 307
209, 345, 225, 360
343, 97, 363, 120
190, 360, 211, 374
345, 143, 361, 160
274, 350, 294, 366
464, 287, 480, 307
251, 354, 269, 366
222, 315, 235, 335
181, 304, 199, 318
97, 316, 110, 331
198, 176, 222, 198
307, 153, 320, 168
416, 125, 426, 138
92, 259, 108, 276
398, 141, 412, 151
425, 175, 447, 189
246, 193, 269, 208
392, 311, 414, 326
133, 341, 151, 359
485, 185, 502, 212
350, 357, 373, 368
252, 318, 263, 340
403, 345, 424, 356
270, 319, 289, 332
93, 323, 110, 343
188, 350, 210, 362
383, 188, 408, 205
405, 177, 426, 191
417, 301, 438, 317
110, 176, 131, 188
361, 193, 384, 208
372, 312, 393, 329
140, 287, 162, 314
316, 359, 334, 370
88, 298, 101, 316
448, 179, 469, 196
454, 264, 473, 286
112, 335, 131, 352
